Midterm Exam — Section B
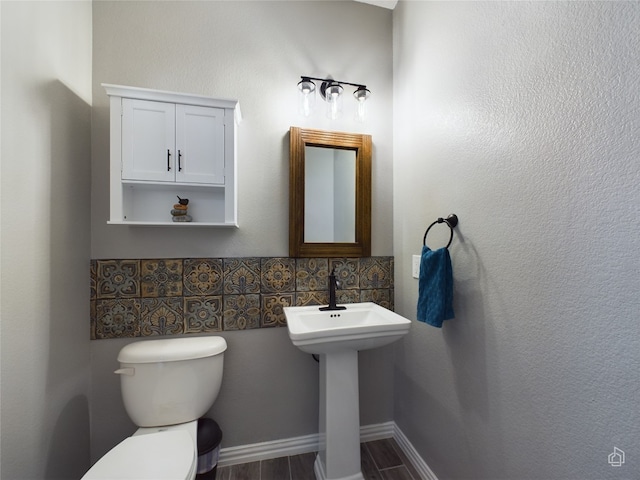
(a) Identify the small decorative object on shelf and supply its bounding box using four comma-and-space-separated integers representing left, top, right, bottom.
171, 196, 192, 222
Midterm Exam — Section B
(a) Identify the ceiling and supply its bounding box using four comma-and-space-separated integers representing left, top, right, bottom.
354, 0, 398, 10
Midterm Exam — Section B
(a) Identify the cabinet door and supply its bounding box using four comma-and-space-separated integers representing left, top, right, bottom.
175, 104, 225, 184
122, 99, 176, 182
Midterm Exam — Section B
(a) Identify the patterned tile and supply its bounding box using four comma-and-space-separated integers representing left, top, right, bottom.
223, 294, 261, 330
224, 258, 260, 294
336, 289, 361, 304
296, 258, 329, 292
183, 258, 223, 296
330, 258, 360, 289
361, 289, 392, 309
295, 291, 329, 306
261, 258, 296, 293
95, 298, 140, 339
90, 256, 396, 340
389, 257, 395, 289
141, 259, 183, 297
96, 260, 140, 298
140, 297, 184, 336
90, 260, 97, 300
184, 296, 222, 333
261, 293, 295, 327
360, 257, 392, 289
90, 300, 97, 340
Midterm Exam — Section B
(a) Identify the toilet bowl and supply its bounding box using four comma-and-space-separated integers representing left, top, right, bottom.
83, 336, 227, 480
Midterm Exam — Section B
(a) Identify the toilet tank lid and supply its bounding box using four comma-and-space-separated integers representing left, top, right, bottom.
118, 336, 227, 364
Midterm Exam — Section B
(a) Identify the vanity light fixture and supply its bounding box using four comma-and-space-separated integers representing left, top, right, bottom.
297, 76, 371, 120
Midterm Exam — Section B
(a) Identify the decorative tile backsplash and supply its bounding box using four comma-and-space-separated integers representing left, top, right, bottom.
90, 257, 394, 340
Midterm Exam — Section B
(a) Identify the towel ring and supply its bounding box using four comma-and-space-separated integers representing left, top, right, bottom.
423, 214, 459, 249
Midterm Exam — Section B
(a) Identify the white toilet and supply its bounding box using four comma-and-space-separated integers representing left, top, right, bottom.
83, 336, 227, 480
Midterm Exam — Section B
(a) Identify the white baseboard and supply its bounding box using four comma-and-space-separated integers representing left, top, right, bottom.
218, 421, 438, 480
360, 420, 396, 441
392, 423, 439, 480
218, 431, 318, 466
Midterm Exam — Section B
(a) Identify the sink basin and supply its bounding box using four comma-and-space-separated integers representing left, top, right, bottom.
284, 302, 411, 354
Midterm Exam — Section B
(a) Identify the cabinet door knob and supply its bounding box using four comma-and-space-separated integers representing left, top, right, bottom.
178, 150, 183, 171
167, 149, 172, 171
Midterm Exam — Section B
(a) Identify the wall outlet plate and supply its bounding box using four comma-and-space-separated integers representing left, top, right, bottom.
412, 255, 421, 279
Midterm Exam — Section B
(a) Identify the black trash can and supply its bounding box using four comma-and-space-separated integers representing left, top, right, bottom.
196, 418, 223, 479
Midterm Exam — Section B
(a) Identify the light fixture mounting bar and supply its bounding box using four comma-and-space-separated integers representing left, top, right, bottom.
300, 76, 367, 89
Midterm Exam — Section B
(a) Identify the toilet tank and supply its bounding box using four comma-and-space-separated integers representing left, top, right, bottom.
116, 336, 227, 427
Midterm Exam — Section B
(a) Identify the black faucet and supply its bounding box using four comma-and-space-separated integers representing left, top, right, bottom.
320, 268, 346, 311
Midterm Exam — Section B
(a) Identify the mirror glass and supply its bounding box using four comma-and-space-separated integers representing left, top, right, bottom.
289, 127, 371, 257
304, 146, 356, 243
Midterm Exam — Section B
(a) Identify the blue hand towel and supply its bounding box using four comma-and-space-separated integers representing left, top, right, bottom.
417, 246, 454, 327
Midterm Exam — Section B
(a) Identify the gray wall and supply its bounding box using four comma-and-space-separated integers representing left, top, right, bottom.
90, 0, 394, 463
0, 1, 92, 478
7, 3, 635, 479
392, 2, 640, 479
91, 0, 394, 259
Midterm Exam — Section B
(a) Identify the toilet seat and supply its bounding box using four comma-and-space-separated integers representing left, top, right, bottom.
82, 430, 196, 480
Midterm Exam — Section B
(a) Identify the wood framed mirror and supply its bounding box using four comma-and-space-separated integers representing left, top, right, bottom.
289, 127, 371, 257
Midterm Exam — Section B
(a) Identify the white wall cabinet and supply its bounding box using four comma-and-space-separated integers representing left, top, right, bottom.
104, 84, 240, 226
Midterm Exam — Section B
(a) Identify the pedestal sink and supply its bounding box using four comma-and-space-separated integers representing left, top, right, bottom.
284, 302, 411, 480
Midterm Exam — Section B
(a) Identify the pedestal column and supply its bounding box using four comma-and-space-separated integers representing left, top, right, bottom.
315, 350, 365, 480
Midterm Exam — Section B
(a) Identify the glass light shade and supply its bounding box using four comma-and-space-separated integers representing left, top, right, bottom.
353, 86, 370, 122
325, 82, 343, 120
297, 79, 316, 117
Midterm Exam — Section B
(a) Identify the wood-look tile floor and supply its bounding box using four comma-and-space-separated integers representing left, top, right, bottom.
216, 437, 421, 480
